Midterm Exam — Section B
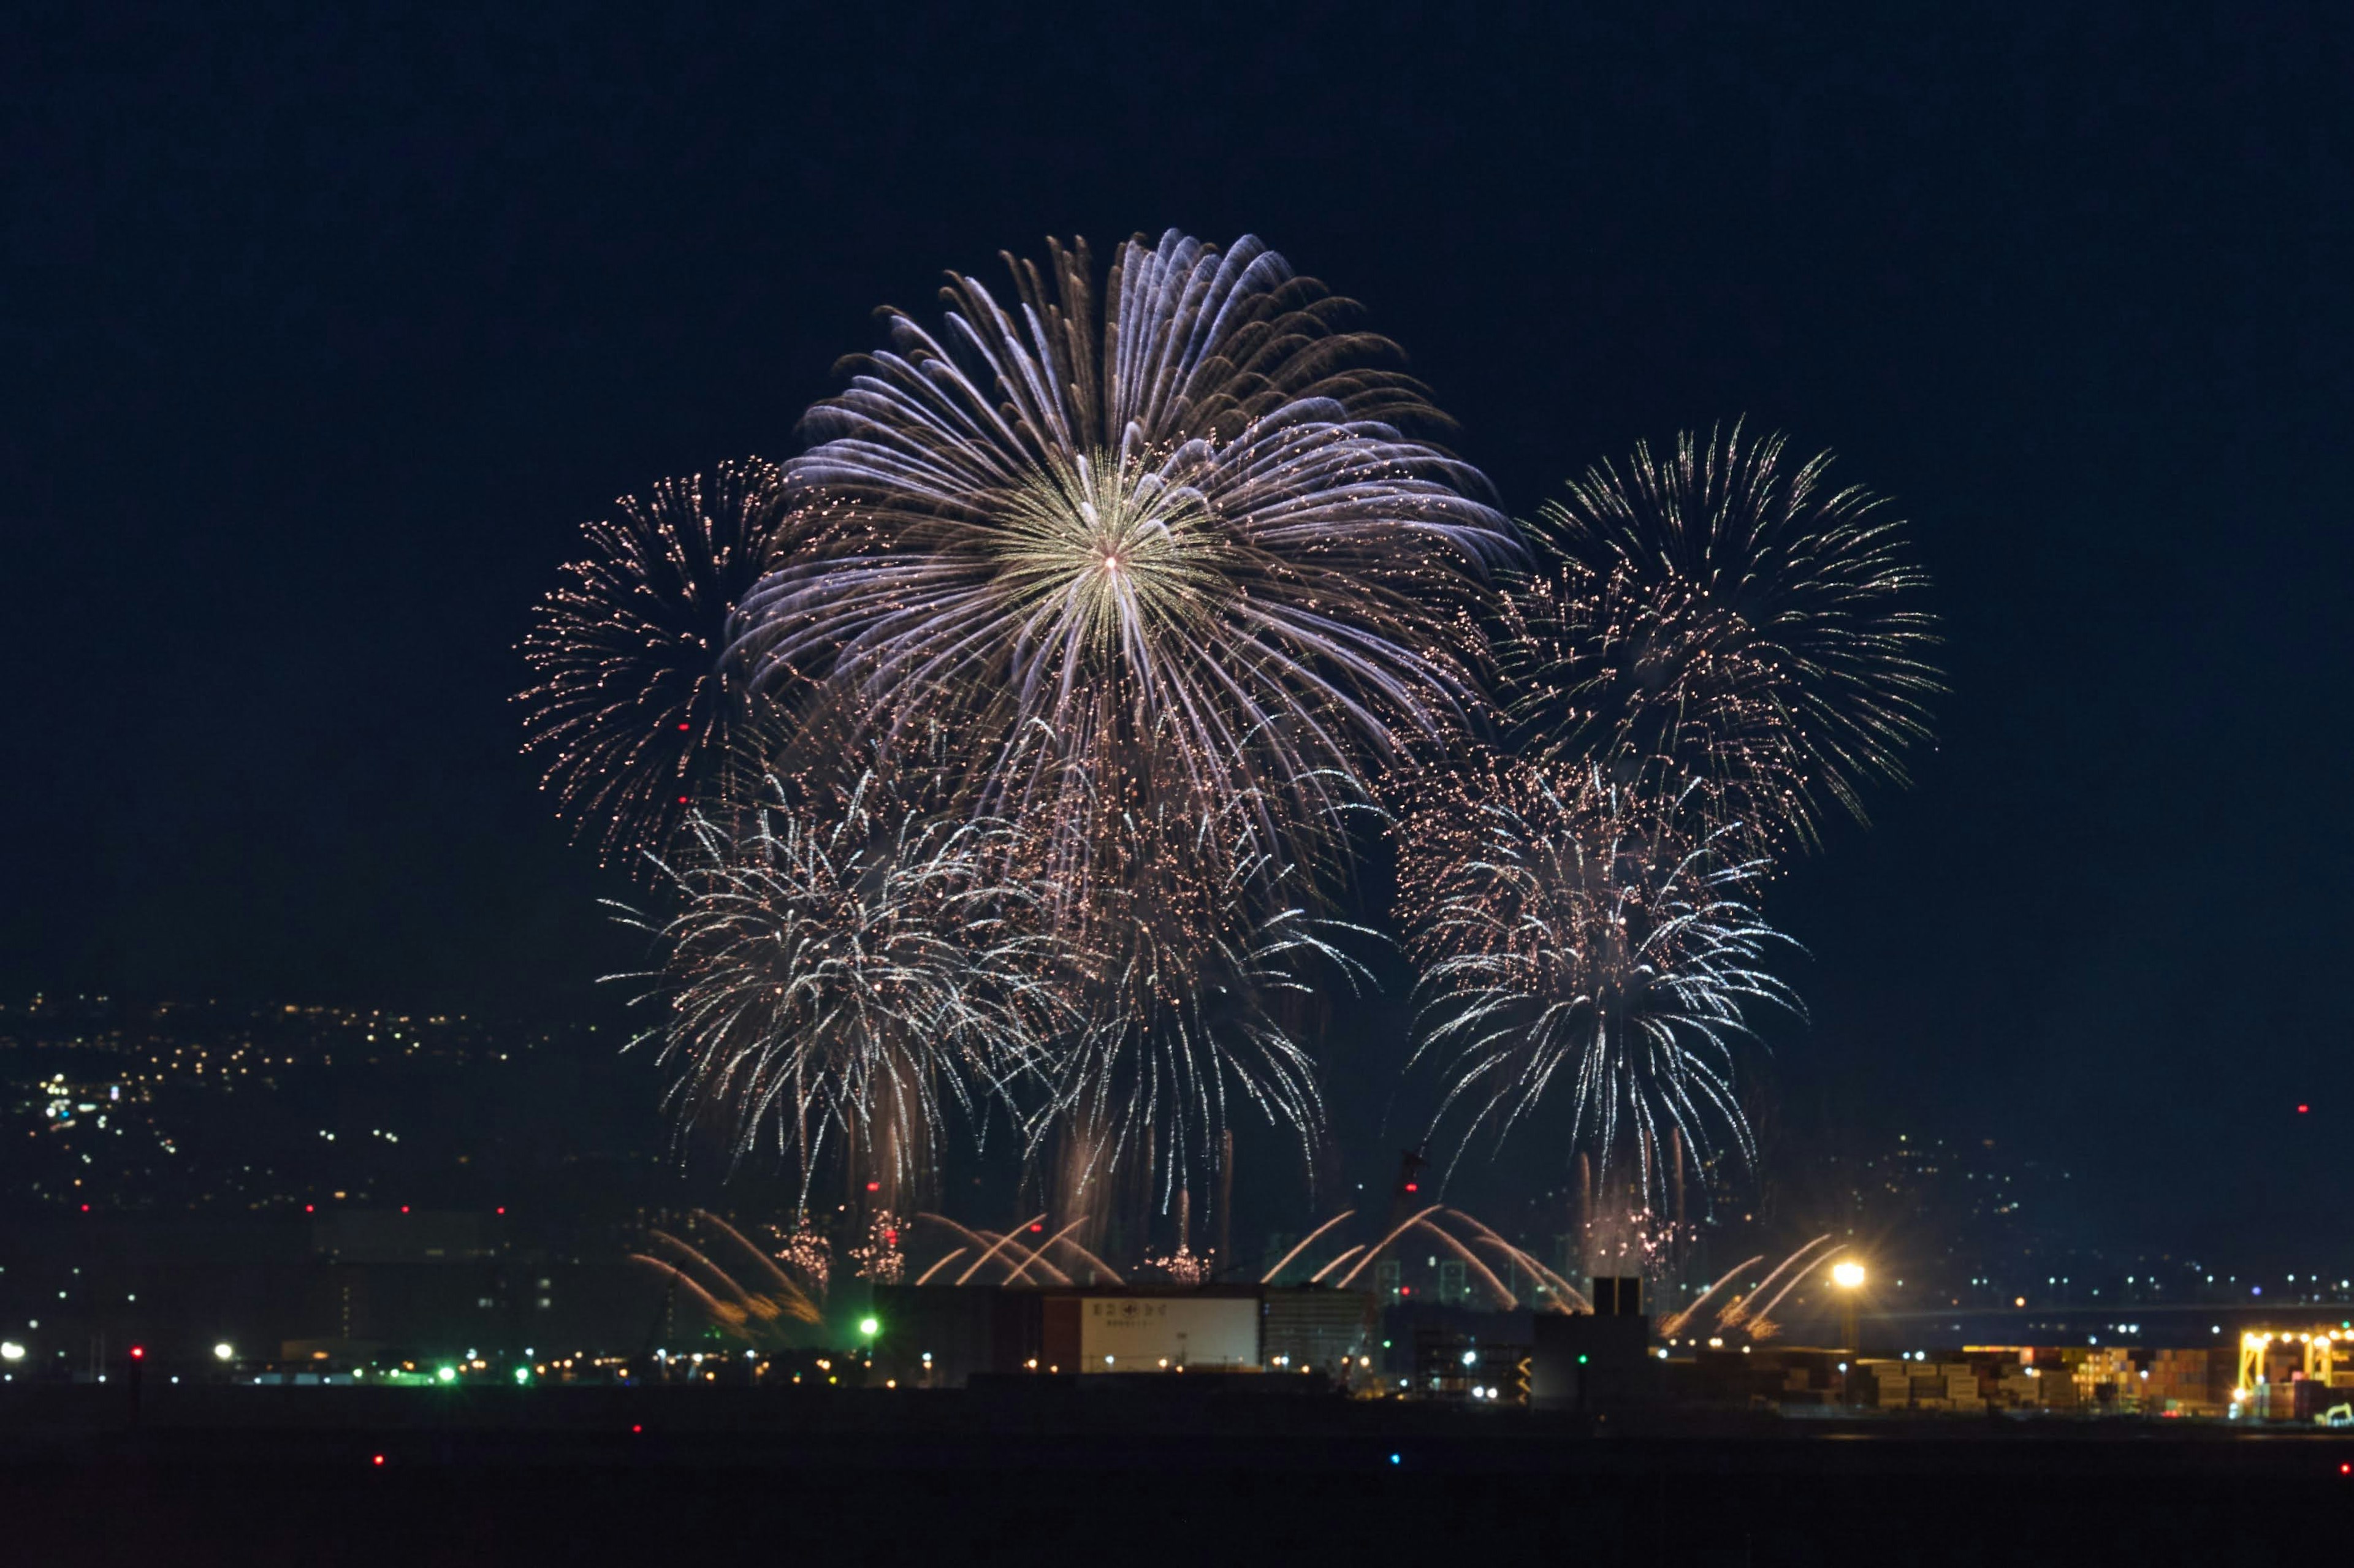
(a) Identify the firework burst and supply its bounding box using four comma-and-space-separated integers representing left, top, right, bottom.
614, 773, 1065, 1201
1503, 424, 1940, 853
737, 230, 1515, 905
1398, 755, 1798, 1203
518, 459, 801, 866
1041, 796, 1368, 1211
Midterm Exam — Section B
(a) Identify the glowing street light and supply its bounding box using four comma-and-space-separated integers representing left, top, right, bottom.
213, 1342, 234, 1362
1832, 1258, 1866, 1355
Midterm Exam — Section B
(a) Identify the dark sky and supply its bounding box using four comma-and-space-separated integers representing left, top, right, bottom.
6, 5, 2349, 1258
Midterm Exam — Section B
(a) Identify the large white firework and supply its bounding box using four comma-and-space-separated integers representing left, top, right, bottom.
1038, 798, 1369, 1208
1399, 756, 1799, 1201
737, 230, 1515, 904
615, 775, 1064, 1197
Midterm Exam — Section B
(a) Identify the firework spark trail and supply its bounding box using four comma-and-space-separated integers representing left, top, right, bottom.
953, 1214, 1053, 1285
1400, 758, 1799, 1207
693, 1209, 809, 1300
915, 1214, 1048, 1284
1506, 422, 1941, 854
1717, 1234, 1834, 1330
631, 1227, 822, 1339
1743, 1254, 1832, 1340
614, 777, 1067, 1199
1042, 1233, 1128, 1285
1000, 1218, 1097, 1285
519, 459, 801, 867
1658, 1253, 1765, 1338
739, 230, 1516, 908
1336, 1206, 1446, 1288
912, 1247, 970, 1286
1444, 1209, 1589, 1309
1260, 1210, 1357, 1284
1308, 1245, 1366, 1285
1409, 1218, 1518, 1309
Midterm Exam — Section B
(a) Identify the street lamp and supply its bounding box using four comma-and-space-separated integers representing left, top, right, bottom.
1832, 1260, 1866, 1354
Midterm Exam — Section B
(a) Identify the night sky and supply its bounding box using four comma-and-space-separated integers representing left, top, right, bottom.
6, 6, 2349, 1258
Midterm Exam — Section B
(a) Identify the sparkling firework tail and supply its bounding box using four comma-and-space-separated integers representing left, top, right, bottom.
1308, 1245, 1366, 1285
1444, 1209, 1589, 1309
1335, 1205, 1446, 1288
1409, 1217, 1518, 1309
912, 1247, 969, 1286
1260, 1210, 1357, 1285
1743, 1258, 1823, 1339
953, 1214, 1052, 1286
1657, 1254, 1765, 1339
1717, 1234, 1834, 1330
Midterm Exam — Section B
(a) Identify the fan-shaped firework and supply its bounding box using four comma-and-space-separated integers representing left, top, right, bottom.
615, 774, 1064, 1201
1398, 755, 1797, 1203
518, 459, 799, 866
737, 230, 1515, 907
1503, 424, 1940, 853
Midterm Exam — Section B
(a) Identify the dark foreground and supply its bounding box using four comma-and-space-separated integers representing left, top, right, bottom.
5, 1383, 2350, 1566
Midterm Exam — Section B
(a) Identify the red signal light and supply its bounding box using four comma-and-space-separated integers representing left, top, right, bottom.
496, 1206, 506, 1216
1029, 1223, 1043, 1233
1403, 1182, 1418, 1193
400, 1205, 410, 1214
865, 1182, 880, 1192
80, 1204, 90, 1212
2298, 1104, 2310, 1114
129, 1346, 145, 1360
677, 723, 690, 731
372, 1454, 386, 1467
305, 1204, 314, 1213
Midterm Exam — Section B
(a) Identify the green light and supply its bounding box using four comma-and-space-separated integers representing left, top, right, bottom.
436, 1365, 457, 1383
514, 1366, 531, 1385
1577, 1353, 1590, 1364
858, 1316, 880, 1338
